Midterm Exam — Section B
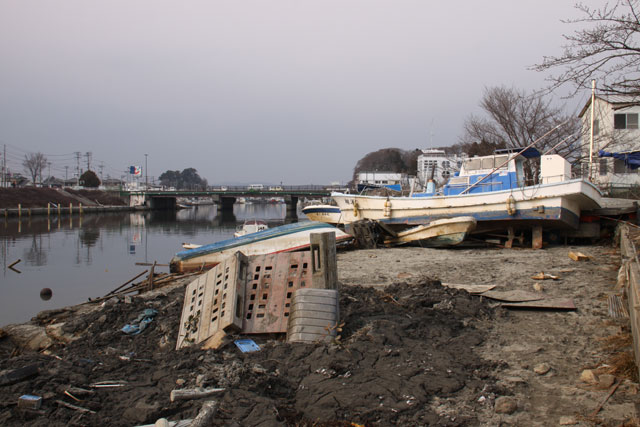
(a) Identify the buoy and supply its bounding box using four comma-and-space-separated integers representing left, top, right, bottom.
40, 288, 52, 301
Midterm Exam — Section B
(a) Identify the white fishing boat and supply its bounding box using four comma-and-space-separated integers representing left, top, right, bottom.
301, 204, 344, 225
170, 221, 352, 273
234, 219, 269, 237
332, 149, 603, 233
384, 216, 477, 247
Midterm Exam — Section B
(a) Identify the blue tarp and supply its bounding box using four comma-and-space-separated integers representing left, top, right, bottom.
598, 150, 640, 170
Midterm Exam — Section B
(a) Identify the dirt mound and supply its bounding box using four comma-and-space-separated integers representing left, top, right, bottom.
0, 280, 496, 426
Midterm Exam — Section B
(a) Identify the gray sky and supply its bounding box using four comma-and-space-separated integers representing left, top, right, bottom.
0, 1, 597, 185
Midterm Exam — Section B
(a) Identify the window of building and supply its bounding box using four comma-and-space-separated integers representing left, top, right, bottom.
614, 113, 639, 130
599, 158, 608, 176
593, 119, 599, 135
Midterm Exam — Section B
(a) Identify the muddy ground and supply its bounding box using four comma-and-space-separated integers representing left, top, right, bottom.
0, 239, 638, 426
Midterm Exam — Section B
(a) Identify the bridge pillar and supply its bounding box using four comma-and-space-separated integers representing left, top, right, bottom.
220, 196, 236, 215
148, 196, 176, 210
284, 195, 298, 220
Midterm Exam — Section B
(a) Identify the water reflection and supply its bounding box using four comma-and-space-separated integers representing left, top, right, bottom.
0, 203, 302, 326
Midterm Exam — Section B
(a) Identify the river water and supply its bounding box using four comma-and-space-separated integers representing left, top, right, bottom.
0, 203, 303, 327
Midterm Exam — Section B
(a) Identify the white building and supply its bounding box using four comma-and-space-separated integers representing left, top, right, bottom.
356, 171, 407, 187
417, 149, 464, 187
578, 94, 640, 190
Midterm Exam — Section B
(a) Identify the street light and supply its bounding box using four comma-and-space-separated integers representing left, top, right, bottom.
144, 154, 148, 190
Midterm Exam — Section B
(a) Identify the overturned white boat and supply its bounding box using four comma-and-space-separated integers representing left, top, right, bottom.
383, 216, 477, 247
170, 221, 352, 273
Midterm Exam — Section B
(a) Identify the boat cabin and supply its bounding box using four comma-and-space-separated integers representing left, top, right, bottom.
413, 148, 567, 197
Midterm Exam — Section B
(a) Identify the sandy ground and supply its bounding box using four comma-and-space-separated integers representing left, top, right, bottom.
0, 241, 637, 426
338, 243, 638, 426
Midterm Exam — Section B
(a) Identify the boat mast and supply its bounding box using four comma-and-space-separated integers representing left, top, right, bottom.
588, 79, 596, 181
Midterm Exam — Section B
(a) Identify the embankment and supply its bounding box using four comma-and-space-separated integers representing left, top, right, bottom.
0, 188, 133, 216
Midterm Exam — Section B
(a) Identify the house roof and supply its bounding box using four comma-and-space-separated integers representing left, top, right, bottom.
579, 93, 640, 117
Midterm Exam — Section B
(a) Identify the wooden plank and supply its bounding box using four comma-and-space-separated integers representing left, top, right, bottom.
501, 298, 576, 310
441, 283, 497, 294
480, 290, 545, 302
310, 231, 337, 290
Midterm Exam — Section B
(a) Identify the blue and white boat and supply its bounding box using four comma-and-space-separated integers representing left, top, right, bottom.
331, 149, 603, 232
301, 204, 344, 225
170, 221, 352, 273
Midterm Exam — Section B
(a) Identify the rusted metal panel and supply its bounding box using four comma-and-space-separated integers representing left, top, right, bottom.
242, 251, 313, 334
176, 253, 247, 349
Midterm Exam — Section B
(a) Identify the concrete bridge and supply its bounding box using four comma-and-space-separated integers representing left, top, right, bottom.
120, 185, 344, 218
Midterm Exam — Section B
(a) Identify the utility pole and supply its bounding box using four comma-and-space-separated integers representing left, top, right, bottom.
85, 152, 92, 172
2, 144, 5, 188
99, 161, 104, 182
65, 166, 69, 182
75, 151, 81, 186
144, 153, 148, 190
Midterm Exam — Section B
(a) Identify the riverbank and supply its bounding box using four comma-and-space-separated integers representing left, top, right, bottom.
0, 240, 637, 425
0, 188, 128, 211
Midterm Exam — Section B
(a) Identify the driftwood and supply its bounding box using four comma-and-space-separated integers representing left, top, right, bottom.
105, 270, 148, 296
170, 387, 225, 403
55, 399, 96, 414
0, 364, 39, 386
88, 270, 202, 305
189, 400, 218, 427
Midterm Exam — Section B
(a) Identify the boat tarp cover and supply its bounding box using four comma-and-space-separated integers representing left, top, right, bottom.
598, 150, 640, 170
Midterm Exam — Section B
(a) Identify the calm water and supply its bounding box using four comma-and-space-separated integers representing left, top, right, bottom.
0, 203, 302, 326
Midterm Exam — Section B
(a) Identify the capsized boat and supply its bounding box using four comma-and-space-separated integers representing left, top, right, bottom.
383, 216, 477, 247
301, 204, 344, 225
332, 149, 603, 232
170, 221, 352, 273
234, 219, 268, 237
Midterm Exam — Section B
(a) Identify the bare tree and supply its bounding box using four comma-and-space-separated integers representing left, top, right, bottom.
23, 152, 48, 185
461, 87, 582, 182
535, 1, 640, 95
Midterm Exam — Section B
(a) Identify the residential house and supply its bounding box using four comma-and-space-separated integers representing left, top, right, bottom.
578, 94, 640, 190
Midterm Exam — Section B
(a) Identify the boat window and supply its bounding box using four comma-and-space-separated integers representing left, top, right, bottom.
494, 155, 509, 169
465, 158, 482, 170
481, 158, 494, 169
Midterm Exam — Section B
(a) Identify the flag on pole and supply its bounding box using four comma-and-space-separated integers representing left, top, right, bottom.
129, 166, 142, 176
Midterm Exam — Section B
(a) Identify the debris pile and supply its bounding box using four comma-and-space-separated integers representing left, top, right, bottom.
0, 278, 497, 426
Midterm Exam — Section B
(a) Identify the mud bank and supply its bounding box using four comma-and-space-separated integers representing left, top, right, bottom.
0, 242, 638, 426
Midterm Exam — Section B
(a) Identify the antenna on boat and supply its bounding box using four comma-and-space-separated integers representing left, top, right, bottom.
588, 79, 596, 181
459, 120, 570, 195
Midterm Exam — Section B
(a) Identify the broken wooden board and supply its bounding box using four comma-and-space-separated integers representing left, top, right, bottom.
441, 283, 497, 294
530, 272, 559, 280
176, 253, 248, 350
607, 294, 629, 319
569, 251, 590, 261
500, 298, 576, 310
242, 251, 314, 334
479, 290, 545, 302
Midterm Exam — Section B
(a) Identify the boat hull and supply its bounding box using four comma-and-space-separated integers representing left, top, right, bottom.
301, 205, 344, 225
332, 179, 603, 231
170, 221, 352, 273
385, 216, 476, 247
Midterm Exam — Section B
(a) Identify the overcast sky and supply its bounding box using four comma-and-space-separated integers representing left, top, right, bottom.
0, 1, 599, 185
